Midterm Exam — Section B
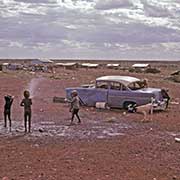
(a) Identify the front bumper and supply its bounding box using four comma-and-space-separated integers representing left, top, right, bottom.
153, 99, 167, 111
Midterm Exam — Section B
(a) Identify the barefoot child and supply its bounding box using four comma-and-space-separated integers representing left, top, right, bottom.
69, 90, 81, 124
4, 95, 14, 131
20, 90, 32, 133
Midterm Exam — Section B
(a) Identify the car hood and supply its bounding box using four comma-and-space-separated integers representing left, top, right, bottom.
136, 88, 162, 100
137, 88, 161, 93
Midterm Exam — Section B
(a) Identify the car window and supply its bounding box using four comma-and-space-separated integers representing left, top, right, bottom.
128, 81, 143, 90
110, 82, 127, 91
122, 84, 127, 91
110, 82, 121, 90
96, 81, 109, 89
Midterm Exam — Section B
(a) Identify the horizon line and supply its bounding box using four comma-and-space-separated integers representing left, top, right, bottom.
0, 58, 180, 62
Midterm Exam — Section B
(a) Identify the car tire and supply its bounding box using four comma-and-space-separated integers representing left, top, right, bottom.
123, 101, 136, 110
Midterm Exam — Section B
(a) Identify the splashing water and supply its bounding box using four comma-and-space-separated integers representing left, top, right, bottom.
27, 78, 43, 98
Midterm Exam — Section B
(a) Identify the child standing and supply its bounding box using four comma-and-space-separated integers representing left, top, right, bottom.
20, 90, 32, 133
4, 95, 14, 131
69, 90, 81, 124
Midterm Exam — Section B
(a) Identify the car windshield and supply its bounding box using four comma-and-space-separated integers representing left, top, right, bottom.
127, 81, 144, 90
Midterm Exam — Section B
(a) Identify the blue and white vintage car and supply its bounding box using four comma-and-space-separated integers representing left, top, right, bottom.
66, 76, 167, 109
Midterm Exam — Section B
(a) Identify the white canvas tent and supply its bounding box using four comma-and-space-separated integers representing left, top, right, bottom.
55, 62, 77, 69
132, 64, 150, 68
55, 62, 77, 67
107, 64, 119, 68
81, 63, 99, 68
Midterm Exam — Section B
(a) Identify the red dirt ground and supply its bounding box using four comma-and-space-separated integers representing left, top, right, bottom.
0, 62, 180, 180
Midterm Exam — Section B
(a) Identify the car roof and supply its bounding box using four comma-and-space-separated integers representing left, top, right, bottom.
96, 76, 140, 86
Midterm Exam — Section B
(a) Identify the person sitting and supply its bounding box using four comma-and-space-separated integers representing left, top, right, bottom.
140, 79, 148, 88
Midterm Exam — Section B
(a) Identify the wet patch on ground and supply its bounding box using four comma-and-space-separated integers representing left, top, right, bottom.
0, 119, 135, 140
1, 118, 177, 141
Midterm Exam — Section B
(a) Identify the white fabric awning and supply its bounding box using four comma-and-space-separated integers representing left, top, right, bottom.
132, 64, 149, 68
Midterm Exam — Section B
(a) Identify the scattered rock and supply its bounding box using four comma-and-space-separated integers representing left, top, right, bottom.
16, 128, 24, 133
53, 96, 66, 103
175, 137, 180, 143
106, 117, 117, 123
34, 144, 39, 147
80, 157, 84, 161
2, 177, 9, 180
39, 128, 45, 133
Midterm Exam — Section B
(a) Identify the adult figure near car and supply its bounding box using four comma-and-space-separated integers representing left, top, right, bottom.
143, 78, 148, 88
140, 78, 148, 88
161, 88, 170, 109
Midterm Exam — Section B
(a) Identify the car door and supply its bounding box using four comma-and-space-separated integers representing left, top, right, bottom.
93, 81, 109, 104
77, 81, 109, 106
108, 82, 131, 108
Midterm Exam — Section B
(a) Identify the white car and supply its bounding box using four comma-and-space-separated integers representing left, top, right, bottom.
66, 76, 168, 109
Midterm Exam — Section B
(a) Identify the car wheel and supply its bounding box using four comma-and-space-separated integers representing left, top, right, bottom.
123, 101, 136, 110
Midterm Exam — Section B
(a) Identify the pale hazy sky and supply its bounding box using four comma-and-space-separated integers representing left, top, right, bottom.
0, 0, 180, 60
